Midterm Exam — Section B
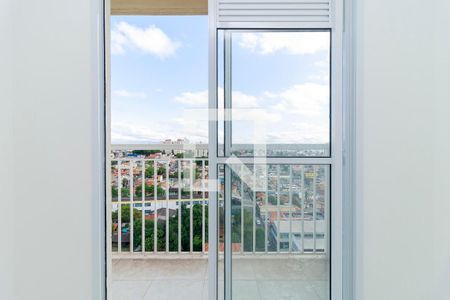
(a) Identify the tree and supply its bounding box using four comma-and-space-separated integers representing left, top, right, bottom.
268, 194, 277, 205
169, 171, 178, 179
231, 207, 265, 251
132, 150, 160, 156
157, 166, 166, 176
112, 186, 118, 197
145, 165, 166, 178
135, 184, 165, 198
179, 203, 207, 251
112, 204, 141, 223
145, 165, 155, 178
111, 186, 130, 198
133, 217, 165, 252
115, 203, 208, 252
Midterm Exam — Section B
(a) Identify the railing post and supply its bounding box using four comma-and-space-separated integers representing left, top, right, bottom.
202, 160, 206, 254
264, 167, 268, 253
178, 160, 182, 253
224, 165, 232, 300
276, 165, 280, 253
252, 165, 256, 253
190, 159, 194, 253
130, 160, 134, 253
289, 165, 293, 253
301, 166, 305, 253
118, 160, 122, 253
166, 161, 170, 253
142, 160, 145, 253
153, 160, 157, 253
313, 165, 317, 253
240, 164, 244, 254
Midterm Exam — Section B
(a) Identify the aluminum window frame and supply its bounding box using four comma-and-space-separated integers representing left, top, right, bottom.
103, 0, 353, 298
208, 0, 346, 299
216, 28, 333, 159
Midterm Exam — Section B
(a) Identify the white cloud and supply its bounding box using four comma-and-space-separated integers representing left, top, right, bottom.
112, 122, 165, 143
113, 89, 147, 99
237, 32, 329, 55
263, 124, 328, 144
307, 60, 330, 83
174, 88, 259, 108
307, 73, 329, 83
174, 117, 208, 142
227, 90, 259, 108
174, 90, 208, 107
112, 83, 329, 145
111, 22, 180, 58
112, 119, 209, 144
273, 83, 329, 117
262, 91, 277, 98
314, 60, 329, 68
292, 122, 329, 143
111, 30, 127, 54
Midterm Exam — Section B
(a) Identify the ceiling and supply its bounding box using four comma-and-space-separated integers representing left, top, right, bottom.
111, 0, 207, 15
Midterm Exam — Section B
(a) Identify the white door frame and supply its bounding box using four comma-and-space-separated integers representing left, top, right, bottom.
104, 0, 112, 299
102, 0, 354, 298
207, 0, 348, 299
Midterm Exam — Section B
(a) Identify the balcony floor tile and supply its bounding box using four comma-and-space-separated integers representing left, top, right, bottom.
112, 257, 327, 300
143, 279, 205, 300
111, 280, 152, 300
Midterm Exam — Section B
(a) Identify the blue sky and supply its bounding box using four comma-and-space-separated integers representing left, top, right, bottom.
111, 16, 330, 145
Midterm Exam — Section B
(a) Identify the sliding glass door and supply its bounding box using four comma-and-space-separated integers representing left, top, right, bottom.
209, 27, 340, 299
208, 1, 343, 299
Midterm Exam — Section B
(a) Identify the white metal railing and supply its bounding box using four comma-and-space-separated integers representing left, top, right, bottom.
110, 149, 327, 256
112, 157, 208, 254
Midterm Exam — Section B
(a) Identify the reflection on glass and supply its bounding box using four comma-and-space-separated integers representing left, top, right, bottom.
218, 30, 331, 157
219, 164, 329, 300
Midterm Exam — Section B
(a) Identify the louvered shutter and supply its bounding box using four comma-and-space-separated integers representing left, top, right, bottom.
216, 0, 333, 28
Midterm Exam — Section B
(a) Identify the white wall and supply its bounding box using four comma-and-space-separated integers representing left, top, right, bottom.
354, 0, 450, 299
2, 0, 450, 299
0, 0, 105, 299
0, 0, 15, 299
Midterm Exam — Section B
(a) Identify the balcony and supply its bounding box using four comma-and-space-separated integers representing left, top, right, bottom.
112, 257, 328, 300
110, 145, 329, 300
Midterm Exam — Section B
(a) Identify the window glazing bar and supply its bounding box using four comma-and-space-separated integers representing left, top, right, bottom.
118, 160, 122, 253
153, 160, 158, 253
130, 162, 134, 253
288, 165, 293, 253
215, 157, 332, 165
208, 0, 218, 296
224, 30, 232, 157
276, 165, 281, 253
252, 167, 256, 253
166, 161, 170, 253
141, 160, 145, 252
178, 160, 182, 253
202, 160, 206, 253
224, 165, 232, 300
190, 160, 194, 253
240, 165, 244, 254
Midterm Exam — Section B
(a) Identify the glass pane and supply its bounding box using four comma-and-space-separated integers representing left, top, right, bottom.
218, 30, 331, 157
219, 164, 330, 300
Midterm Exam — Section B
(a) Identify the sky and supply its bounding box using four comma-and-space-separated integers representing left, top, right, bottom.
111, 16, 330, 145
